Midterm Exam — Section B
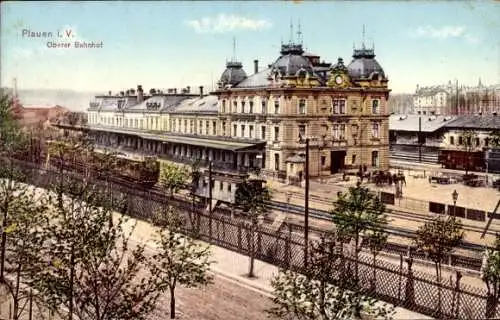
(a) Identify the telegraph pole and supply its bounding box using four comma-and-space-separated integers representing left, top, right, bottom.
208, 160, 213, 239
418, 116, 422, 163
304, 138, 310, 268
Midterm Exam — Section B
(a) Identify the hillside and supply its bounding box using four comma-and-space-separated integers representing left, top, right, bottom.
1, 88, 98, 112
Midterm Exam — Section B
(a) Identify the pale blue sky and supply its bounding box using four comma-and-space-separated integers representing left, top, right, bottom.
1, 1, 499, 93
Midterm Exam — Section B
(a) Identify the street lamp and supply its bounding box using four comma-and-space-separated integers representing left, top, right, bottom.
298, 135, 310, 269
451, 189, 459, 218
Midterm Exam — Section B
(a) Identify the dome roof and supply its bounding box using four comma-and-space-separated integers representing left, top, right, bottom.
347, 48, 386, 80
270, 43, 314, 76
219, 61, 247, 86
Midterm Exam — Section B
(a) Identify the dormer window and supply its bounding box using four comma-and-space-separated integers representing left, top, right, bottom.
146, 101, 161, 110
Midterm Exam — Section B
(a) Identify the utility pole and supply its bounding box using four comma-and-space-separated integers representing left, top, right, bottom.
418, 116, 422, 163
208, 160, 213, 239
304, 138, 310, 268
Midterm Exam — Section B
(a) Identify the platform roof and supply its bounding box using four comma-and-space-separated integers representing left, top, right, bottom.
139, 132, 265, 151
86, 125, 265, 151
389, 114, 456, 133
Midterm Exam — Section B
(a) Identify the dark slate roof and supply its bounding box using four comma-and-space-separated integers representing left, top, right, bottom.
173, 95, 218, 113
389, 114, 456, 132
126, 95, 190, 112
219, 61, 247, 86
98, 97, 138, 111
444, 115, 500, 130
347, 47, 386, 80
271, 53, 314, 76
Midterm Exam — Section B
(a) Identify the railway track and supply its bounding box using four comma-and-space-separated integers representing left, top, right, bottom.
9, 158, 487, 271
390, 151, 438, 164
266, 200, 494, 253
272, 188, 499, 242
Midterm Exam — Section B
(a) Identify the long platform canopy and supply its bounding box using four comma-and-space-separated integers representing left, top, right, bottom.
85, 125, 265, 152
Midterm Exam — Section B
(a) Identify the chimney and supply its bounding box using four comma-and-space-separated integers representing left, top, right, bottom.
137, 85, 144, 103
199, 86, 204, 98
254, 59, 259, 74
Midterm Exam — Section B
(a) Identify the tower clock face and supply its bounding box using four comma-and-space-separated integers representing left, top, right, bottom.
335, 75, 343, 84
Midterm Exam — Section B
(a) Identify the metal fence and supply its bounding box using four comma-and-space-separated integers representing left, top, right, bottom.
2, 158, 500, 320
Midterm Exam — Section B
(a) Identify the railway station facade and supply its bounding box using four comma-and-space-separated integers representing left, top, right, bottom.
79, 38, 390, 202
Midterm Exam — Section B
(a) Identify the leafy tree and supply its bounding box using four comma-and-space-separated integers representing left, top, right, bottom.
159, 162, 189, 198
481, 234, 500, 318
1, 184, 50, 320
31, 142, 166, 320
235, 178, 272, 278
415, 216, 463, 315
151, 207, 213, 319
0, 93, 26, 156
149, 88, 156, 95
364, 227, 388, 290
268, 235, 394, 320
330, 185, 387, 283
0, 92, 32, 314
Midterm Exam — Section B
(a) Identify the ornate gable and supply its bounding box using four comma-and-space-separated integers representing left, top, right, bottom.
327, 58, 353, 88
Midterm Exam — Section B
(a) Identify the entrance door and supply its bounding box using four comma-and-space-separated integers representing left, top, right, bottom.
330, 151, 346, 174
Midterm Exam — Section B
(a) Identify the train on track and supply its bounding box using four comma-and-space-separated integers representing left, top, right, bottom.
43, 140, 160, 188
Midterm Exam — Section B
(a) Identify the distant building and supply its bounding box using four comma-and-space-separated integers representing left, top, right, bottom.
413, 81, 456, 116
412, 80, 500, 116
389, 114, 455, 163
389, 114, 500, 173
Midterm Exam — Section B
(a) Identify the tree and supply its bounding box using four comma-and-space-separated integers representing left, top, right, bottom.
1, 183, 50, 320
159, 162, 189, 198
151, 207, 213, 319
268, 235, 394, 320
31, 142, 166, 320
481, 234, 500, 318
0, 92, 33, 317
415, 216, 463, 315
460, 130, 478, 175
364, 227, 388, 291
235, 178, 272, 278
149, 88, 156, 95
330, 184, 388, 283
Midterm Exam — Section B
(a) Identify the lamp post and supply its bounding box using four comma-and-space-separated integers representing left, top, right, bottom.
304, 137, 310, 269
208, 160, 213, 239
451, 189, 459, 218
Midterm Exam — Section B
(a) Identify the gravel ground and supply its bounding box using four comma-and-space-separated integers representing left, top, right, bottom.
1, 275, 274, 320
148, 274, 274, 320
